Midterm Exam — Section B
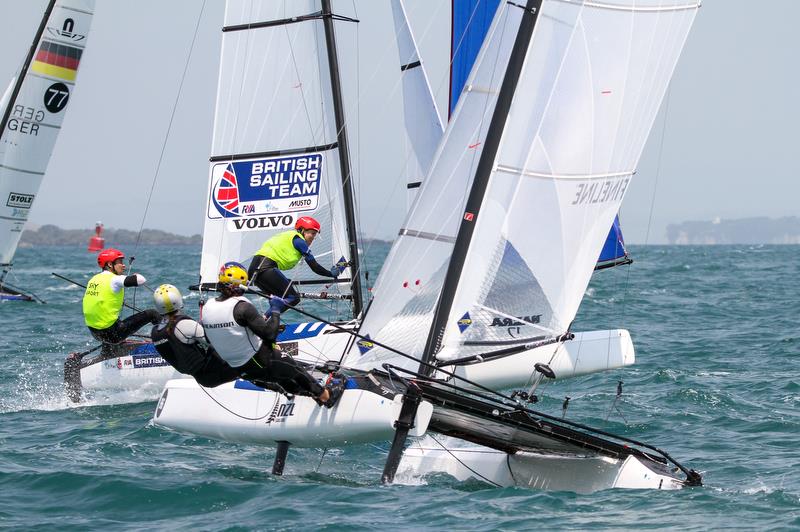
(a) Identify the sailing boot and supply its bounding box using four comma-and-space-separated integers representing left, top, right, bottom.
322, 378, 346, 409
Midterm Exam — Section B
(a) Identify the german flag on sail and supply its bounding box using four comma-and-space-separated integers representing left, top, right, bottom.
30, 41, 83, 82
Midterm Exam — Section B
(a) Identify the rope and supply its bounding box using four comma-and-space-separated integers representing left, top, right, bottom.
198, 383, 281, 422
132, 0, 208, 255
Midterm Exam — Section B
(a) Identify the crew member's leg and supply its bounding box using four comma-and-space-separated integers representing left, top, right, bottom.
88, 310, 159, 344
240, 344, 324, 398
258, 269, 299, 313
192, 347, 242, 388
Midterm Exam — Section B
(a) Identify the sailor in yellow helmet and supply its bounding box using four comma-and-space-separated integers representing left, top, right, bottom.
82, 248, 160, 343
201, 262, 343, 407
247, 216, 349, 313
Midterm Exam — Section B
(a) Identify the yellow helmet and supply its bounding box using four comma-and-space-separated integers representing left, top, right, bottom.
218, 261, 248, 286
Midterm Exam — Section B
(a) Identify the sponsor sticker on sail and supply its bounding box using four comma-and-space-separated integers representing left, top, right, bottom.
208, 153, 322, 232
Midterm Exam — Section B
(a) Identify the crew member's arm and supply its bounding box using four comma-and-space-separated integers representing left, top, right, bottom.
293, 235, 337, 278
109, 273, 147, 292
232, 300, 280, 342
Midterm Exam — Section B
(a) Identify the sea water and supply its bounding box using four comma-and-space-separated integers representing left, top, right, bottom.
1, 244, 798, 530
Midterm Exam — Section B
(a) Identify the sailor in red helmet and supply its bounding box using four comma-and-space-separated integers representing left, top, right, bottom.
247, 216, 347, 313
82, 248, 160, 344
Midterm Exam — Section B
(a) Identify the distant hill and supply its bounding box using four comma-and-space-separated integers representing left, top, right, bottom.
20, 224, 393, 248
20, 225, 202, 247
666, 216, 800, 245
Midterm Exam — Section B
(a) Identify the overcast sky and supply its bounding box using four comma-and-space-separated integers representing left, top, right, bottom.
1, 0, 797, 244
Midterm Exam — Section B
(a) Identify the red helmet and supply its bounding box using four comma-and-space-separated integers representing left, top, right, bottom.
97, 248, 124, 269
295, 216, 321, 232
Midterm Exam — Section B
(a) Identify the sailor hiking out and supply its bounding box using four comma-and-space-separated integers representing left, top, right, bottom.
247, 216, 348, 313
150, 284, 241, 387
202, 262, 343, 407
82, 248, 159, 344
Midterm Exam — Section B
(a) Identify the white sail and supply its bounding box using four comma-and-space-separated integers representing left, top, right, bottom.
347, 0, 699, 371
390, 0, 445, 207
200, 1, 356, 299
0, 0, 95, 266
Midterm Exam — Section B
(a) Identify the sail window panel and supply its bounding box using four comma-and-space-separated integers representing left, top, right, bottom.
346, 237, 454, 371
442, 170, 624, 351
224, 0, 319, 27
211, 22, 336, 157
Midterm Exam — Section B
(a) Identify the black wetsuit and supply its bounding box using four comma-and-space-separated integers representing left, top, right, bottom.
89, 309, 160, 344
226, 297, 324, 397
151, 314, 240, 388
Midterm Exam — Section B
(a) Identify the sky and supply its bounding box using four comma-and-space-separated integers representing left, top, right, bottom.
0, 0, 797, 244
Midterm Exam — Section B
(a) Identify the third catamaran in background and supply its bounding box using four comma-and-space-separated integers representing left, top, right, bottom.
153, 0, 703, 492
0, 0, 94, 301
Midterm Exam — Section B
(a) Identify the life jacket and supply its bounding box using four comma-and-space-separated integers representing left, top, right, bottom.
201, 296, 262, 367
83, 271, 124, 329
151, 314, 206, 375
255, 230, 302, 271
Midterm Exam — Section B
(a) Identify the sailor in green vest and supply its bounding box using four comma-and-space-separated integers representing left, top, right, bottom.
247, 216, 348, 313
83, 248, 160, 344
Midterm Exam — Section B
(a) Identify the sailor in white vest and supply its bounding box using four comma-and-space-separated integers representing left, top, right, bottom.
201, 261, 343, 407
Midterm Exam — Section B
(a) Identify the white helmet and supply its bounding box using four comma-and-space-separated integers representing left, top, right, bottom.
153, 284, 184, 315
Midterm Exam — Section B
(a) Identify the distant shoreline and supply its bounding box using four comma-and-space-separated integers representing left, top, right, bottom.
19, 224, 392, 248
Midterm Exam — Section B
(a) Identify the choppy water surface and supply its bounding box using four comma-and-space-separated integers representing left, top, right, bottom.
1, 244, 798, 530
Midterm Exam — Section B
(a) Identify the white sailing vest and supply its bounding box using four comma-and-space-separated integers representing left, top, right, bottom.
201, 296, 262, 367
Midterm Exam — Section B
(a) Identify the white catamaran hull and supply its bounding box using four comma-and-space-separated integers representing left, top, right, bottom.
398, 437, 685, 493
449, 329, 634, 390
153, 378, 432, 447
71, 325, 633, 399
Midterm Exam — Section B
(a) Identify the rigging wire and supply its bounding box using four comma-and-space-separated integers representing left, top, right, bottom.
132, 0, 208, 257
198, 383, 281, 422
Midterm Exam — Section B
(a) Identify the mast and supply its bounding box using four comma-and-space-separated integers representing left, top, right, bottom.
382, 0, 543, 484
418, 0, 542, 377
320, 0, 364, 317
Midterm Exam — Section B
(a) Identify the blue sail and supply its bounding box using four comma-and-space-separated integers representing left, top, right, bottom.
450, 0, 501, 117
595, 215, 632, 270
450, 0, 630, 269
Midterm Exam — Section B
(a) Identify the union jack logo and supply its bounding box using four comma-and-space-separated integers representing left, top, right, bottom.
214, 164, 240, 217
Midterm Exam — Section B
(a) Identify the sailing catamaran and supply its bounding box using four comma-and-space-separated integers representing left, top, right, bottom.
65, 0, 635, 400
151, 0, 703, 491
0, 0, 94, 301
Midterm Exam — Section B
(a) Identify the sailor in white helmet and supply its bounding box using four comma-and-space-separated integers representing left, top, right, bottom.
201, 262, 343, 407
150, 284, 240, 387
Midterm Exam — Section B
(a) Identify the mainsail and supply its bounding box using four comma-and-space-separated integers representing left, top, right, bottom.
450, 0, 630, 269
348, 0, 699, 371
200, 0, 362, 314
0, 0, 94, 296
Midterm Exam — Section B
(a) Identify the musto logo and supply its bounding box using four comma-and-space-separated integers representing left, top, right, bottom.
209, 153, 322, 231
